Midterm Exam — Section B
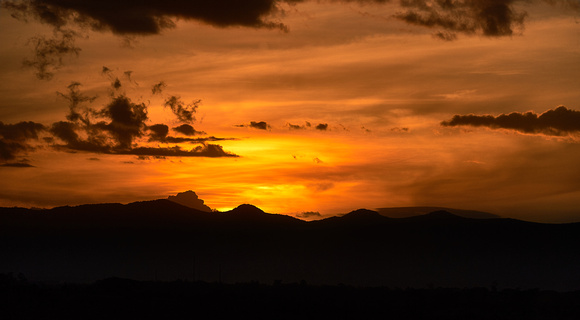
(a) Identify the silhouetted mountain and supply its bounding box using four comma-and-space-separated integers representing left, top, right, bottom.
377, 206, 500, 219
1, 200, 580, 290
340, 209, 386, 221
403, 210, 464, 221
229, 203, 264, 214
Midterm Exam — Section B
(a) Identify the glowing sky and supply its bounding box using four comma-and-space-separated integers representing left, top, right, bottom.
1, 0, 580, 222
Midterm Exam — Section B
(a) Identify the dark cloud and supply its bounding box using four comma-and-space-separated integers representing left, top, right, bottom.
49, 121, 112, 153
250, 121, 270, 130
167, 190, 212, 212
296, 211, 322, 219
101, 66, 112, 74
127, 144, 238, 158
0, 162, 35, 168
434, 31, 457, 41
287, 122, 330, 131
392, 0, 580, 39
315, 123, 328, 131
164, 96, 199, 123
112, 78, 121, 90
148, 124, 230, 144
165, 136, 237, 144
0, 121, 46, 161
101, 67, 122, 90
151, 81, 167, 95
123, 71, 136, 85
96, 95, 149, 149
4, 1, 576, 81
287, 122, 306, 130
441, 106, 580, 136
147, 124, 170, 141
57, 82, 97, 124
173, 124, 206, 136
394, 0, 527, 38
21, 28, 81, 80
6, 0, 573, 41
47, 80, 239, 158
1, 0, 294, 35
391, 127, 409, 133
235, 121, 271, 130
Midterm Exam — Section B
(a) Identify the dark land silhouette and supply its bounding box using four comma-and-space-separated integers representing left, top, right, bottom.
2, 273, 580, 320
1, 200, 580, 292
376, 206, 500, 219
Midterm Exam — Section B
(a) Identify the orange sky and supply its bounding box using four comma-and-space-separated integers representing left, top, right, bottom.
1, 1, 580, 222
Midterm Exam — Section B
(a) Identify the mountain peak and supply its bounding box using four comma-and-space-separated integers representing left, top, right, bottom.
341, 209, 385, 221
422, 210, 462, 220
229, 204, 266, 215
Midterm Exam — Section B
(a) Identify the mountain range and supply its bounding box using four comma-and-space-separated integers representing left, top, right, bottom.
1, 200, 579, 291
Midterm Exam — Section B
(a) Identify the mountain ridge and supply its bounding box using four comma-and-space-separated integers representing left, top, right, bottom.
2, 198, 579, 290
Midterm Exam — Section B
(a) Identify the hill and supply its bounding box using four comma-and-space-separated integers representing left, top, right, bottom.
1, 201, 579, 290
376, 206, 500, 219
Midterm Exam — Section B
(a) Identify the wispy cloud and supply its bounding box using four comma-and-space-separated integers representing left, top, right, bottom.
0, 121, 46, 162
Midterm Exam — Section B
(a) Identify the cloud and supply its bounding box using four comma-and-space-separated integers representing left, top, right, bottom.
167, 190, 212, 212
295, 211, 322, 219
394, 0, 526, 38
394, 0, 579, 39
235, 121, 271, 130
57, 82, 97, 124
126, 144, 238, 158
5, 1, 577, 81
21, 28, 81, 80
148, 124, 170, 141
101, 66, 122, 89
441, 106, 580, 136
1, 0, 292, 35
6, 0, 574, 40
250, 121, 270, 130
164, 96, 199, 123
315, 123, 328, 131
149, 124, 231, 144
151, 81, 167, 95
391, 127, 409, 133
45, 79, 239, 158
0, 121, 46, 161
97, 95, 149, 149
287, 122, 330, 131
287, 122, 307, 130
173, 124, 206, 136
49, 121, 112, 153
0, 162, 35, 168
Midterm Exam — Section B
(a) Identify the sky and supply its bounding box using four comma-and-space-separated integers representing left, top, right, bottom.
1, 0, 579, 222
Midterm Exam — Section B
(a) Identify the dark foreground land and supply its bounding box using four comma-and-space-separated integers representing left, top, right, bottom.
3, 200, 580, 290
2, 274, 580, 320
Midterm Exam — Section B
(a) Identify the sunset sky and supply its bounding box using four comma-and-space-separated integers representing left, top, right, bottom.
1, 0, 579, 222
